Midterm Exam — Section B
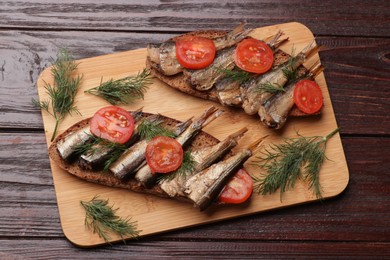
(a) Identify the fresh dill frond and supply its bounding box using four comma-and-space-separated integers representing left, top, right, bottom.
33, 49, 83, 141
175, 151, 197, 177
256, 82, 286, 94
158, 150, 197, 182
282, 55, 298, 82
32, 99, 50, 112
73, 134, 126, 156
137, 118, 176, 140
80, 196, 141, 243
252, 128, 339, 200
72, 134, 100, 156
215, 66, 253, 84
85, 69, 152, 105
73, 134, 127, 171
103, 148, 127, 172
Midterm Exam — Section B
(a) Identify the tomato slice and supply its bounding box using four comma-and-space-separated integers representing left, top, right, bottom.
145, 136, 184, 174
218, 169, 253, 204
90, 106, 134, 144
175, 36, 216, 69
234, 38, 274, 74
293, 79, 324, 114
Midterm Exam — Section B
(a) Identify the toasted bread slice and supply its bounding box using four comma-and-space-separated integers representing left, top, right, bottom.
146, 30, 316, 118
48, 112, 224, 203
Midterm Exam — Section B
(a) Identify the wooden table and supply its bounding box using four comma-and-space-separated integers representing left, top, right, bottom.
1, 1, 389, 258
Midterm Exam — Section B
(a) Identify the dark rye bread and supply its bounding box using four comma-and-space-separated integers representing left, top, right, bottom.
48, 112, 223, 203
145, 30, 315, 118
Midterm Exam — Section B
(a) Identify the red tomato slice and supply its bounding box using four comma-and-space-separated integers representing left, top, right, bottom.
293, 79, 324, 114
175, 36, 216, 69
218, 169, 253, 204
234, 38, 274, 74
90, 106, 134, 144
145, 136, 184, 174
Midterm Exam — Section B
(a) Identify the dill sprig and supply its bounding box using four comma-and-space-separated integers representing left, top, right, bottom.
257, 82, 286, 94
73, 134, 126, 156
282, 51, 299, 82
175, 151, 197, 177
33, 49, 83, 141
80, 196, 141, 243
85, 69, 152, 105
73, 134, 127, 170
158, 150, 197, 182
282, 57, 298, 80
252, 128, 339, 200
137, 118, 176, 140
215, 67, 253, 84
103, 148, 127, 172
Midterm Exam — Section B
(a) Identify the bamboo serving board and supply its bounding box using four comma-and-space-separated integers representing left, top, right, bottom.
37, 22, 349, 247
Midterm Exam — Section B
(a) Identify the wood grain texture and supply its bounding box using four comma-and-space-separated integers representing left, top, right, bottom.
0, 30, 176, 129
0, 133, 389, 255
0, 240, 389, 259
0, 31, 388, 135
0, 1, 389, 37
316, 37, 390, 135
34, 22, 350, 247
0, 0, 389, 257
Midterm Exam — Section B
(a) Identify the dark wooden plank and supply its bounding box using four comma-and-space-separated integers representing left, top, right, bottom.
0, 0, 389, 37
0, 31, 389, 135
0, 30, 176, 129
0, 133, 53, 186
0, 1, 388, 258
1, 133, 389, 242
167, 136, 390, 242
0, 133, 62, 238
316, 37, 390, 136
0, 240, 389, 259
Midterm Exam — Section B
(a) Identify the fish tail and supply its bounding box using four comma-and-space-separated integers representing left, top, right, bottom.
267, 30, 289, 50
192, 106, 222, 130
227, 127, 248, 142
300, 39, 322, 60
202, 109, 224, 128
307, 61, 324, 79
146, 113, 162, 123
247, 135, 269, 154
174, 117, 193, 135
273, 37, 289, 50
131, 107, 144, 121
228, 23, 253, 42
231, 22, 246, 35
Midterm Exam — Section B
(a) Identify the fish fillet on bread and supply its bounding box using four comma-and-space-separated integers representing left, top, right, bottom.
48, 108, 260, 211
145, 26, 320, 119
49, 112, 221, 203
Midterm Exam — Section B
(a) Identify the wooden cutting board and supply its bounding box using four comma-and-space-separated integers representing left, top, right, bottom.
36, 22, 349, 247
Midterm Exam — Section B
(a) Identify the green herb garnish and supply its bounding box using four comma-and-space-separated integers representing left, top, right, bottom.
85, 69, 152, 105
73, 134, 127, 170
253, 128, 339, 200
257, 82, 286, 94
282, 48, 299, 82
216, 67, 253, 84
80, 196, 141, 243
33, 49, 83, 141
137, 118, 176, 140
158, 150, 197, 182
282, 60, 298, 82
73, 134, 121, 155
103, 148, 128, 171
